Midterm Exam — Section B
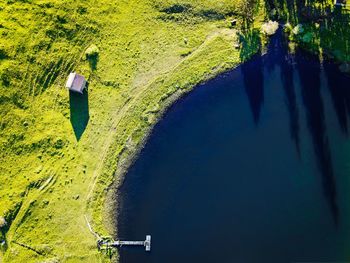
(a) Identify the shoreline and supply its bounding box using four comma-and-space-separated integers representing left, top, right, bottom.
104, 62, 245, 238
105, 32, 350, 262
105, 34, 350, 262
105, 29, 273, 247
2, 0, 349, 261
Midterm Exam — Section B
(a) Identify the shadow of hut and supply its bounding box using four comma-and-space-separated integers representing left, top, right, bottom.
69, 87, 90, 141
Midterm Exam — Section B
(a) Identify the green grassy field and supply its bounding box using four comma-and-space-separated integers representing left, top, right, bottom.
2, 0, 349, 261
0, 0, 267, 261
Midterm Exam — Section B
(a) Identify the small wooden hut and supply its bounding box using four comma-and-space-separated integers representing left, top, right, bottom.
65, 72, 87, 94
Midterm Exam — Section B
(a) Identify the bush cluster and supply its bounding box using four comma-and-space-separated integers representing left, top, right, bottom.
261, 21, 279, 35
0, 216, 6, 228
85, 44, 99, 59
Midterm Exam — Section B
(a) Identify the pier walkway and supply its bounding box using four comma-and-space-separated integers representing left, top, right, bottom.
98, 235, 151, 251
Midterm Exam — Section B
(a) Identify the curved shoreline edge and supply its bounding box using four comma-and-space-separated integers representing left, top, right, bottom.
101, 28, 350, 262
90, 39, 261, 261
1, 1, 349, 262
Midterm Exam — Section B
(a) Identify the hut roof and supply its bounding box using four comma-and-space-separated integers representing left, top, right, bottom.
66, 72, 86, 94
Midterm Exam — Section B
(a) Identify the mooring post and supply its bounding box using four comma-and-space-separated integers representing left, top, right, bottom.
145, 235, 151, 251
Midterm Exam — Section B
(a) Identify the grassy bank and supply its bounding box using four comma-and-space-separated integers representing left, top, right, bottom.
2, 0, 350, 261
0, 0, 267, 261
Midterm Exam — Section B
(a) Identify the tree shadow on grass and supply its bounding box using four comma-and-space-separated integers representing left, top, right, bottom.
0, 229, 8, 252
88, 55, 99, 71
69, 88, 90, 141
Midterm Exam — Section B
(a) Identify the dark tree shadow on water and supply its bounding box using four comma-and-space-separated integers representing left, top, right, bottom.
264, 27, 285, 73
240, 28, 264, 126
239, 27, 283, 126
295, 50, 339, 225
281, 58, 301, 156
273, 29, 301, 156
69, 88, 90, 141
241, 55, 264, 125
324, 62, 350, 135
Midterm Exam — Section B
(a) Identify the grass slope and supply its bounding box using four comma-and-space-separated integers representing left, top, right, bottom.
0, 0, 266, 261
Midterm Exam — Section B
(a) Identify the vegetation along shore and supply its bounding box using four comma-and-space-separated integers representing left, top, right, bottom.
0, 0, 349, 262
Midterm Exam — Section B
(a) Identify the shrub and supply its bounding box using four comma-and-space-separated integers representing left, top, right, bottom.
261, 21, 279, 36
155, 0, 239, 22
85, 44, 99, 59
301, 32, 313, 43
283, 22, 293, 33
85, 44, 99, 70
292, 24, 304, 35
54, 138, 64, 149
0, 216, 6, 228
161, 3, 191, 14
0, 48, 7, 60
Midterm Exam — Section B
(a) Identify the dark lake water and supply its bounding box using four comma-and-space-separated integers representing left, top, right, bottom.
117, 31, 350, 263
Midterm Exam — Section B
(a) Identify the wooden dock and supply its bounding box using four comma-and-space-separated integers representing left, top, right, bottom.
98, 235, 151, 252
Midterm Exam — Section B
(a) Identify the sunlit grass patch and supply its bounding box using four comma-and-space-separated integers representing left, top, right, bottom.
0, 0, 267, 261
